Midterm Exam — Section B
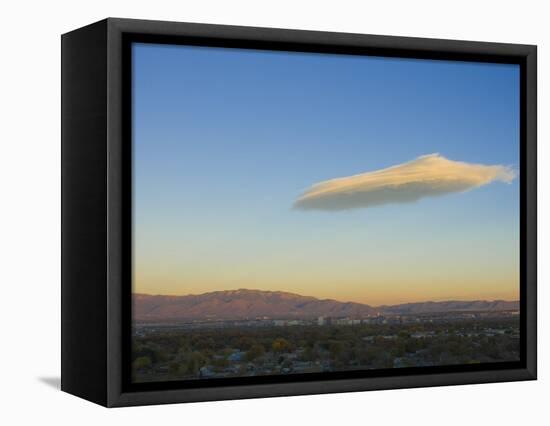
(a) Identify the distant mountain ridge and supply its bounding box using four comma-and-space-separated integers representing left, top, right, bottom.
379, 300, 519, 315
133, 289, 518, 322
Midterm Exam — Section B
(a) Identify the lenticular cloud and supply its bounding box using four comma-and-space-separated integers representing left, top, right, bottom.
293, 154, 516, 211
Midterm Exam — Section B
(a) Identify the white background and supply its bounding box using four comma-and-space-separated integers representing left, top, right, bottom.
0, 0, 546, 424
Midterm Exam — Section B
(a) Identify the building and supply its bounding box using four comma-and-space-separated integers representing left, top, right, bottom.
228, 351, 245, 362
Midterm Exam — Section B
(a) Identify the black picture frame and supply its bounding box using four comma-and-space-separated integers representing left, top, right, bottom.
61, 17, 537, 407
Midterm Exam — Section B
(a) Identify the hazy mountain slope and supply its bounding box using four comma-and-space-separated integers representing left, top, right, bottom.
133, 289, 518, 322
133, 289, 379, 321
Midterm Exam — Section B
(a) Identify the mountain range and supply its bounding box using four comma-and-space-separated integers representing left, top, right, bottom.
133, 289, 518, 322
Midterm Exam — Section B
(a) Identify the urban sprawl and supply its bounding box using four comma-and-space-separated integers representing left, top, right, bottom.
132, 310, 520, 382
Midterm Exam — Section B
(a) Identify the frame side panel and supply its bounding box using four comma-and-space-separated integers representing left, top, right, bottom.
61, 20, 109, 406
524, 47, 537, 378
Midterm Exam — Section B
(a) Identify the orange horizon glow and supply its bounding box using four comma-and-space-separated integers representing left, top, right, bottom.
132, 281, 519, 306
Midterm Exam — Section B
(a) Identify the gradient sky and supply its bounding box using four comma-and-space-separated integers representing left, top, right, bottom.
132, 42, 520, 305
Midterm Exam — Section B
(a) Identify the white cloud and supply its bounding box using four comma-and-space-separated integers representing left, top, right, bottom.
293, 154, 516, 211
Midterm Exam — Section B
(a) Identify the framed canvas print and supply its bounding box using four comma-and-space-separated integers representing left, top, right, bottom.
61, 18, 537, 407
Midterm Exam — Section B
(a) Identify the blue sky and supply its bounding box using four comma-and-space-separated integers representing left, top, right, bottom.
132, 42, 520, 304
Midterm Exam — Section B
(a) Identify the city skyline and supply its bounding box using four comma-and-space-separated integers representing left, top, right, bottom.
132, 42, 520, 306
